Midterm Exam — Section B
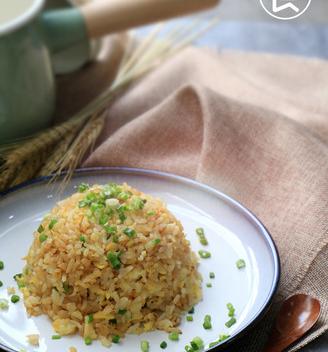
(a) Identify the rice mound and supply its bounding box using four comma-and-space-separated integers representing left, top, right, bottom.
20, 183, 202, 343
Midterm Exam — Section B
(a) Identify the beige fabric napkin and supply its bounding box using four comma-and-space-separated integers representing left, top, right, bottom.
57, 41, 328, 351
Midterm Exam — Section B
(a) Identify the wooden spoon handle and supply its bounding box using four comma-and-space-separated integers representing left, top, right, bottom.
81, 0, 220, 38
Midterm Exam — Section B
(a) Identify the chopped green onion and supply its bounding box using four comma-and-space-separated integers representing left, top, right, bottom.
79, 200, 88, 208
78, 183, 89, 193
11, 295, 20, 303
0, 261, 4, 270
117, 192, 130, 201
63, 281, 71, 294
198, 250, 211, 259
48, 219, 58, 230
152, 238, 161, 245
160, 341, 167, 349
196, 227, 208, 246
112, 235, 119, 243
79, 235, 86, 243
131, 197, 145, 210
118, 309, 127, 315
168, 332, 180, 341
99, 213, 109, 225
112, 335, 120, 344
186, 315, 193, 322
13, 273, 22, 281
188, 306, 195, 314
147, 211, 156, 216
236, 259, 246, 269
37, 224, 44, 233
0, 299, 9, 310
140, 340, 149, 352
51, 335, 61, 340
104, 225, 117, 235
190, 336, 204, 350
227, 303, 235, 317
123, 228, 136, 238
185, 346, 193, 352
209, 272, 215, 279
209, 334, 230, 347
39, 234, 48, 243
206, 283, 212, 288
196, 228, 204, 236
225, 317, 237, 328
118, 212, 127, 223
200, 238, 208, 246
203, 314, 212, 329
86, 314, 93, 323
0, 281, 3, 287
107, 251, 121, 270
84, 336, 92, 345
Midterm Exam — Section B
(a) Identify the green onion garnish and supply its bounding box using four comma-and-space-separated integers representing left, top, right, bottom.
203, 314, 212, 329
84, 336, 92, 345
190, 336, 204, 350
118, 309, 127, 315
0, 299, 9, 310
236, 259, 246, 269
39, 234, 48, 243
0, 261, 4, 270
225, 317, 237, 328
168, 332, 180, 341
11, 295, 20, 303
160, 341, 167, 349
78, 183, 89, 193
86, 314, 93, 323
186, 315, 193, 322
147, 210, 156, 216
196, 227, 208, 246
99, 214, 109, 225
107, 251, 121, 270
188, 306, 195, 314
206, 283, 212, 288
117, 192, 130, 201
37, 224, 44, 233
104, 225, 117, 235
131, 197, 145, 210
48, 219, 58, 230
51, 335, 61, 340
152, 238, 161, 245
112, 335, 120, 343
0, 281, 3, 287
79, 235, 86, 243
198, 250, 211, 259
63, 281, 71, 294
227, 303, 235, 317
123, 228, 136, 238
209, 272, 215, 279
140, 340, 149, 352
209, 334, 230, 347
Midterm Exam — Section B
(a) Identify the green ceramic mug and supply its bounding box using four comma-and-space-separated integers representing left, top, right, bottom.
0, 0, 218, 144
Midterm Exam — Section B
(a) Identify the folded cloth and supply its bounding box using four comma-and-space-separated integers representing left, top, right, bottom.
58, 42, 328, 351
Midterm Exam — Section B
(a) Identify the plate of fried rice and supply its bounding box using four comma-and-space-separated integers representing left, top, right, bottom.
0, 168, 280, 352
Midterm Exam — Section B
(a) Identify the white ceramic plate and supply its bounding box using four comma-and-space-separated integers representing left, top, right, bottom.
0, 168, 280, 352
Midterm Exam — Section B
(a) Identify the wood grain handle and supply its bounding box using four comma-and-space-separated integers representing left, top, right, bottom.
81, 0, 220, 38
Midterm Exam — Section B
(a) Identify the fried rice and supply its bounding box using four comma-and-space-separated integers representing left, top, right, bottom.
19, 182, 202, 343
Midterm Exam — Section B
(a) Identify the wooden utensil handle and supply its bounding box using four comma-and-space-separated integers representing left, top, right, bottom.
81, 0, 220, 38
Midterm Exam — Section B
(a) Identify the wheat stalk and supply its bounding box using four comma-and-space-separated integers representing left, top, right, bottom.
0, 14, 219, 192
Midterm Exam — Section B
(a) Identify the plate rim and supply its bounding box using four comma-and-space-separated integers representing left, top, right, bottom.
0, 167, 280, 351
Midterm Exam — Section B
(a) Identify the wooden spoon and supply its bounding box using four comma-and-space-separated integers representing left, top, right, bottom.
81, 0, 220, 38
263, 294, 321, 352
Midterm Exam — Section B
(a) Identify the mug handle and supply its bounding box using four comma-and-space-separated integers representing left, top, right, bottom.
41, 0, 219, 53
